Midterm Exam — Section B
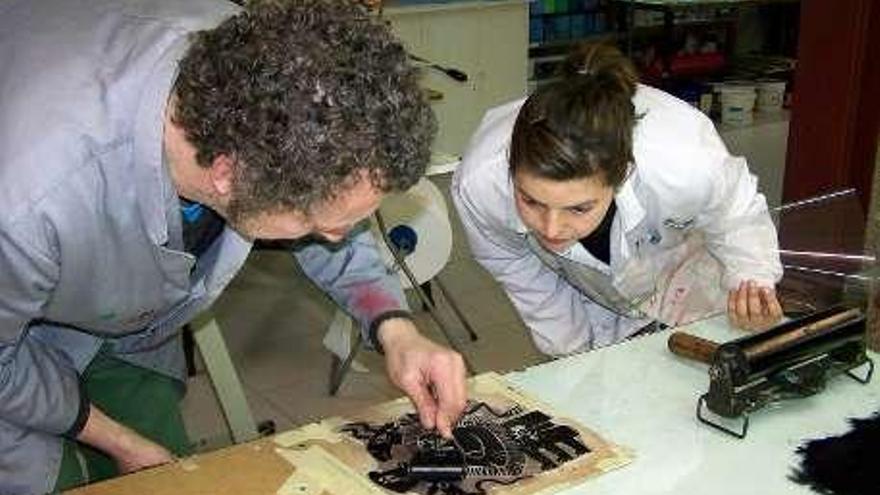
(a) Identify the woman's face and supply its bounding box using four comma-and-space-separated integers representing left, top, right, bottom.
513, 169, 615, 253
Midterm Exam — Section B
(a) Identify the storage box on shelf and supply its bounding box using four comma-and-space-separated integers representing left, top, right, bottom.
527, 0, 618, 89
529, 0, 608, 45
613, 1, 739, 83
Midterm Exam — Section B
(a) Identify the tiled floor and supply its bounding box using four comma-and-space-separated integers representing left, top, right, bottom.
181, 173, 549, 452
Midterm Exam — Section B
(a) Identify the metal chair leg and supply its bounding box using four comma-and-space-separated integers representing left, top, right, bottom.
375, 211, 477, 375
329, 331, 363, 396
432, 276, 479, 342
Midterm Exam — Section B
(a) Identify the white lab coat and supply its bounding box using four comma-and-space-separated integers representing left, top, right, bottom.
451, 85, 782, 355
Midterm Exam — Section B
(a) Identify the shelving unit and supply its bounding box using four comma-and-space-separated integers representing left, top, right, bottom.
528, 0, 798, 90
617, 0, 799, 82
525, 0, 800, 207
612, 0, 743, 85
528, 0, 610, 46
527, 0, 617, 90
619, 2, 799, 209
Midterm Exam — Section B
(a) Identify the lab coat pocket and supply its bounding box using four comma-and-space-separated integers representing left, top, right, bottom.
616, 233, 726, 326
653, 241, 726, 326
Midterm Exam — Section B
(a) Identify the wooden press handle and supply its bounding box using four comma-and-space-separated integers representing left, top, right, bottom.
745, 308, 863, 359
668, 332, 720, 364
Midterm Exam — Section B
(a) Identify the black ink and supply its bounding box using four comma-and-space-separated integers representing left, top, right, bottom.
791, 410, 880, 495
341, 400, 592, 495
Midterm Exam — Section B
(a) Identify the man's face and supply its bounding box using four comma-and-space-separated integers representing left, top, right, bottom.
232, 176, 385, 242
513, 169, 614, 253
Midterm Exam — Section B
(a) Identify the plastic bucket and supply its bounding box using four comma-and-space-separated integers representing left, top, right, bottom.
756, 79, 786, 113
718, 84, 756, 126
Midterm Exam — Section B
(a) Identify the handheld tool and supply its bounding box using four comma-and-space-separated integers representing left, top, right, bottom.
668, 306, 874, 438
409, 54, 469, 82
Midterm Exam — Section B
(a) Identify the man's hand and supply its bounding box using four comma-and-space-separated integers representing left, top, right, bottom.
378, 318, 467, 438
77, 404, 175, 474
727, 280, 784, 331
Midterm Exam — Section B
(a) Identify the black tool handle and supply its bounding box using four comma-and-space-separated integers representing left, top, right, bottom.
439, 66, 468, 82
408, 464, 465, 481
668, 331, 719, 364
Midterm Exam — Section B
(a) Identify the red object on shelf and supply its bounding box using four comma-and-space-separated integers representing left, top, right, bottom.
670, 52, 726, 76
643, 52, 726, 80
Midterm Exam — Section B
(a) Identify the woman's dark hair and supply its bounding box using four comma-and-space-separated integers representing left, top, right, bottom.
172, 0, 436, 220
510, 42, 638, 188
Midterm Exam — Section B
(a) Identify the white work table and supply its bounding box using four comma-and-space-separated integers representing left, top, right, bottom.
505, 316, 880, 494
69, 316, 878, 495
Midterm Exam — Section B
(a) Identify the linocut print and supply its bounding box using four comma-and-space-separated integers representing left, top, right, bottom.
273, 373, 632, 495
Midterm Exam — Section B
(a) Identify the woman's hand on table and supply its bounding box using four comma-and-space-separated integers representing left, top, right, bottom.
727, 280, 784, 331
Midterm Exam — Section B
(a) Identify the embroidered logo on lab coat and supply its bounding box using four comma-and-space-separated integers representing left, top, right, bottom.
663, 217, 695, 230
634, 228, 662, 253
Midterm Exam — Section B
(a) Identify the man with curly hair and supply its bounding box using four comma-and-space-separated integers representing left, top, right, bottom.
0, 0, 467, 492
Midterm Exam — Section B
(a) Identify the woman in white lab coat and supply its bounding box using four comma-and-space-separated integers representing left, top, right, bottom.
451, 43, 783, 356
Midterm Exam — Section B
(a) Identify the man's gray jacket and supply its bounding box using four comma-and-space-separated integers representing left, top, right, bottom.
0, 1, 410, 492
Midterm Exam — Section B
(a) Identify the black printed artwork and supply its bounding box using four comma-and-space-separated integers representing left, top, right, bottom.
791, 410, 880, 495
340, 401, 591, 495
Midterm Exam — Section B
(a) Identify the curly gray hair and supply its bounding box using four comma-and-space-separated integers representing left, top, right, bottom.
172, 0, 435, 220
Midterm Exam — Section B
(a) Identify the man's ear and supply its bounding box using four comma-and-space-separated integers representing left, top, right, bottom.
207, 154, 235, 198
